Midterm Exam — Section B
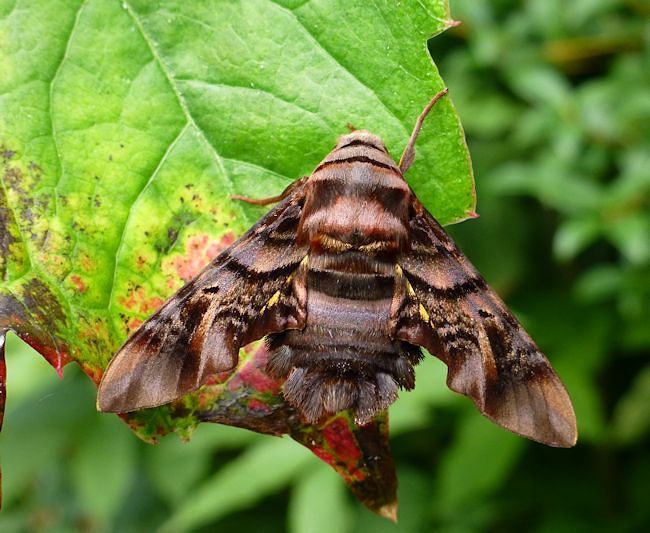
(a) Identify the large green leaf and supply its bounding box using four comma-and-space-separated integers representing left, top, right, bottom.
0, 0, 473, 516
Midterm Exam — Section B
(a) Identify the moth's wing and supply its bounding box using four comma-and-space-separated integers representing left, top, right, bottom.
394, 200, 577, 447
97, 185, 309, 413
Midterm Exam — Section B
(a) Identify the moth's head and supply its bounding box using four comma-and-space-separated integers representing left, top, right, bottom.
334, 130, 388, 153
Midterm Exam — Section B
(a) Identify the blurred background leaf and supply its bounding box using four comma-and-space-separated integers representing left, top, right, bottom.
1, 0, 649, 531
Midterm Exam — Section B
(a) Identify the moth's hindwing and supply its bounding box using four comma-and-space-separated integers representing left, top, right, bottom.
394, 200, 577, 447
97, 185, 309, 413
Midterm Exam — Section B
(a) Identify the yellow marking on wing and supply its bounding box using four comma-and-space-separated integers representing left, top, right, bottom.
397, 264, 430, 322
397, 264, 416, 296
267, 290, 281, 308
260, 256, 308, 315
406, 280, 416, 297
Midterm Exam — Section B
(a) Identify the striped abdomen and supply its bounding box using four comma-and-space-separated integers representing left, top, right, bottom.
266, 131, 422, 424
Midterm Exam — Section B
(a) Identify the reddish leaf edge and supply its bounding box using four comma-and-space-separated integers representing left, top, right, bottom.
0, 330, 4, 508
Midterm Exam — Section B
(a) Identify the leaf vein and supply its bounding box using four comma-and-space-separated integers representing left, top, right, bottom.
49, 0, 87, 213
40, 0, 87, 261
176, 78, 331, 128
106, 122, 189, 318
266, 0, 409, 138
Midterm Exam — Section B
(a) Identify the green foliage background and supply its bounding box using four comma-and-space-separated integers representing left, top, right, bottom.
1, 0, 649, 532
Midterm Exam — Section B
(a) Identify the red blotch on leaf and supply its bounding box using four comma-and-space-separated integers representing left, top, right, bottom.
204, 370, 233, 386
127, 318, 143, 332
248, 398, 273, 414
311, 445, 337, 467
312, 417, 365, 483
323, 418, 363, 463
70, 275, 87, 293
166, 232, 236, 282
226, 344, 282, 394
119, 287, 165, 315
228, 359, 281, 395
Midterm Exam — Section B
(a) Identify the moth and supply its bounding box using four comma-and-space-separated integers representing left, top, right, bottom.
98, 89, 577, 447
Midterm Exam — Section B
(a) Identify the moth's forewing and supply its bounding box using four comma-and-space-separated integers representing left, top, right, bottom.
394, 200, 577, 447
97, 187, 309, 413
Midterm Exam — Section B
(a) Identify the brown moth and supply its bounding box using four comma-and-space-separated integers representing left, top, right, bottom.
97, 89, 577, 448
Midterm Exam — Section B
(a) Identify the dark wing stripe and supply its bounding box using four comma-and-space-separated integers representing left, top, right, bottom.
406, 269, 488, 300
223, 254, 302, 278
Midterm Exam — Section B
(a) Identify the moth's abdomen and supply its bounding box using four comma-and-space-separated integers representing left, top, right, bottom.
267, 253, 422, 424
267, 132, 422, 424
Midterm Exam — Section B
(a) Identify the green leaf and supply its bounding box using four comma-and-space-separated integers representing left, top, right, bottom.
70, 413, 137, 525
288, 462, 354, 533
0, 364, 96, 507
610, 365, 650, 445
0, 0, 474, 516
435, 412, 524, 523
161, 437, 312, 532
146, 425, 259, 504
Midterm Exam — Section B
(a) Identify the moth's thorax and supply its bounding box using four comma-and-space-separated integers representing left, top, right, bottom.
298, 130, 412, 252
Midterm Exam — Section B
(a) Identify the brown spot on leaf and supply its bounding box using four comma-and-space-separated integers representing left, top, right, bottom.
2, 153, 51, 248
1, 148, 15, 160
80, 254, 95, 272
0, 203, 19, 280
0, 153, 24, 279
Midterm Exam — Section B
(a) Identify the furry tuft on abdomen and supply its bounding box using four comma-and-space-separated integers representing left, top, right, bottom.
266, 254, 422, 424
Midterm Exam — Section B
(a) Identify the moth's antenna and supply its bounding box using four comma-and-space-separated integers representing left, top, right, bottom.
399, 88, 449, 174
231, 176, 308, 206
